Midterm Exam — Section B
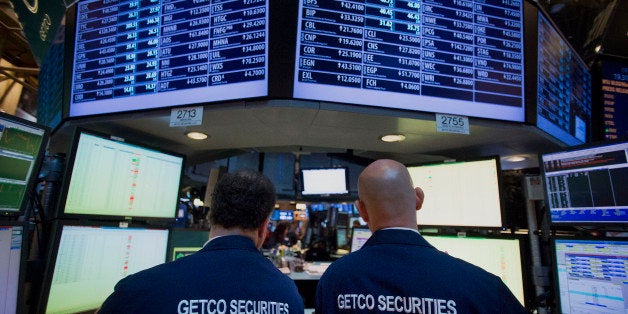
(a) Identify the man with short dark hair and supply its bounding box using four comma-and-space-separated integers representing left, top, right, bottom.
100, 170, 304, 313
315, 159, 526, 313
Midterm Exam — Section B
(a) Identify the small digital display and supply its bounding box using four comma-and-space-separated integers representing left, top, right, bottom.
541, 141, 628, 224
536, 13, 591, 145
553, 238, 628, 313
62, 131, 184, 219
293, 0, 525, 122
69, 0, 269, 117
350, 228, 372, 252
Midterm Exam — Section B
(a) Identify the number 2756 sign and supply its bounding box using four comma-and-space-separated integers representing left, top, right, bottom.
170, 106, 203, 127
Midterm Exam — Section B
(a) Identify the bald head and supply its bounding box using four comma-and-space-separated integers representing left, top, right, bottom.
356, 159, 424, 231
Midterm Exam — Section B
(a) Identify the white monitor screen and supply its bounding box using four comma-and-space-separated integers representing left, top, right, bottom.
69, 0, 269, 117
553, 238, 628, 314
423, 235, 525, 306
45, 225, 169, 313
63, 132, 183, 219
0, 225, 23, 313
301, 168, 349, 196
350, 228, 372, 252
408, 158, 503, 228
536, 13, 591, 145
293, 0, 525, 122
541, 141, 628, 224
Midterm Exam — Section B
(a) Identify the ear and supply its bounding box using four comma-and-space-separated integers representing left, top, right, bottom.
256, 217, 271, 247
355, 199, 369, 223
415, 187, 425, 212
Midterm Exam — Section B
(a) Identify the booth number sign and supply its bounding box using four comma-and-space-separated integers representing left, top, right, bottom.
170, 106, 203, 127
436, 113, 469, 135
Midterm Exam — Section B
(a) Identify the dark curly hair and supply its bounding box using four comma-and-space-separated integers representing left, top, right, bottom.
209, 170, 276, 230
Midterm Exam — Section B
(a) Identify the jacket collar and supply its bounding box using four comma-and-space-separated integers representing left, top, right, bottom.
199, 235, 261, 253
364, 229, 435, 249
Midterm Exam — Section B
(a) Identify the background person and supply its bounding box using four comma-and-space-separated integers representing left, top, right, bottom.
315, 159, 526, 313
100, 170, 304, 313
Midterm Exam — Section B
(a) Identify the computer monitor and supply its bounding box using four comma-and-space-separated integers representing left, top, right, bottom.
167, 228, 210, 261
552, 238, 628, 313
66, 0, 269, 117
540, 141, 628, 225
336, 227, 348, 249
40, 222, 169, 313
300, 168, 349, 196
407, 157, 504, 228
423, 235, 526, 306
350, 228, 372, 253
0, 112, 49, 217
0, 223, 26, 313
59, 129, 184, 220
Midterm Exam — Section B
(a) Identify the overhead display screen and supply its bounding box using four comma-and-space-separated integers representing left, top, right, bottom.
601, 60, 628, 140
536, 13, 591, 145
69, 0, 268, 117
294, 0, 525, 122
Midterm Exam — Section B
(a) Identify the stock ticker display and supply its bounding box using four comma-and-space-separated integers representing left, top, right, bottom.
542, 142, 628, 224
294, 0, 526, 122
601, 60, 628, 140
70, 0, 268, 117
537, 13, 591, 146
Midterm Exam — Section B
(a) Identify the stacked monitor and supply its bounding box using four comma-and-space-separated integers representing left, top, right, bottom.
293, 0, 526, 122
540, 141, 628, 225
167, 229, 210, 261
67, 0, 269, 117
552, 238, 628, 313
0, 112, 49, 217
59, 129, 184, 220
407, 157, 504, 228
40, 223, 169, 313
0, 223, 26, 314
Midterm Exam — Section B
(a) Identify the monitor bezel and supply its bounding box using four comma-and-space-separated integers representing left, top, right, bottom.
550, 235, 628, 313
37, 219, 171, 313
166, 227, 210, 262
539, 139, 628, 228
0, 112, 50, 218
406, 155, 506, 229
299, 167, 350, 199
56, 127, 185, 221
0, 221, 28, 314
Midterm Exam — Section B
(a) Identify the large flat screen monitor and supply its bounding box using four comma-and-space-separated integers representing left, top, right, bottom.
60, 130, 184, 220
553, 238, 628, 313
423, 235, 526, 307
534, 8, 591, 145
300, 167, 349, 196
0, 112, 49, 217
599, 59, 628, 140
41, 223, 169, 313
293, 0, 525, 122
407, 157, 503, 228
540, 141, 628, 225
0, 223, 26, 313
68, 0, 269, 117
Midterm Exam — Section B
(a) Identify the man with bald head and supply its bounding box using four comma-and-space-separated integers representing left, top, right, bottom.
315, 159, 526, 313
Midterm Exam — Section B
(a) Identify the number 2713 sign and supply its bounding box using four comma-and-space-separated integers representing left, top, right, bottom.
170, 106, 203, 127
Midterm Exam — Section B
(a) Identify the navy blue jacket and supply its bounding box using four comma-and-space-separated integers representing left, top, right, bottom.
100, 235, 304, 313
316, 229, 526, 313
